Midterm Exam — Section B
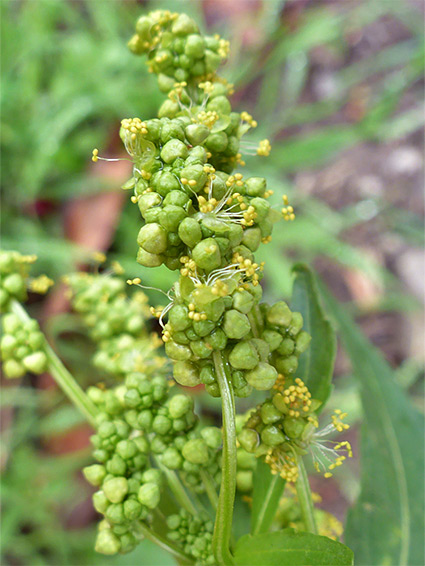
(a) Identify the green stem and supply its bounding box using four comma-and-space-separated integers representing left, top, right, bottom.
296, 455, 317, 534
137, 522, 193, 564
212, 350, 236, 566
155, 458, 198, 516
10, 300, 98, 428
200, 469, 219, 510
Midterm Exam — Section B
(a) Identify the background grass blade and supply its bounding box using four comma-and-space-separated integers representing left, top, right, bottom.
291, 265, 336, 405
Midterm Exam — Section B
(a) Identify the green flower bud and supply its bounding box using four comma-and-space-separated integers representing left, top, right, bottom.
163, 190, 190, 207
283, 416, 306, 439
184, 34, 205, 58
172, 13, 198, 35
245, 177, 266, 197
138, 482, 160, 509
182, 438, 209, 465
275, 355, 298, 375
106, 455, 127, 476
190, 339, 212, 359
138, 192, 162, 215
251, 338, 270, 362
245, 362, 278, 390
266, 301, 292, 327
161, 139, 188, 163
236, 470, 253, 492
165, 340, 192, 361
124, 499, 143, 521
3, 273, 25, 296
250, 198, 270, 222
136, 15, 152, 38
93, 490, 109, 514
227, 223, 244, 247
261, 425, 285, 447
277, 338, 295, 356
232, 289, 255, 314
288, 312, 303, 336
223, 310, 251, 340
116, 440, 137, 460
103, 477, 128, 504
1, 334, 17, 356
2, 314, 21, 334
238, 428, 259, 452
162, 446, 183, 469
295, 330, 311, 354
201, 426, 222, 449
95, 529, 121, 555
205, 131, 228, 152
152, 415, 172, 435
185, 124, 210, 145
205, 382, 221, 397
161, 121, 186, 143
120, 532, 137, 554
159, 205, 186, 232
173, 361, 201, 387
179, 164, 207, 192
272, 393, 289, 414
192, 238, 221, 271
105, 503, 125, 524
205, 328, 227, 350
193, 319, 216, 337
207, 95, 231, 115
185, 146, 208, 166
260, 402, 282, 425
158, 99, 179, 119
137, 223, 167, 254
241, 227, 261, 252
229, 341, 259, 370
158, 72, 176, 93
169, 394, 193, 418
178, 217, 202, 248
22, 351, 47, 374
83, 464, 106, 487
3, 359, 25, 379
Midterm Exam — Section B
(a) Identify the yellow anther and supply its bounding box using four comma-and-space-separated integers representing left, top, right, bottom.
92, 148, 99, 162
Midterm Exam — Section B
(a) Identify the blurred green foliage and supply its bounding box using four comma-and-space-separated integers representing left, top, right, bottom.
1, 0, 423, 564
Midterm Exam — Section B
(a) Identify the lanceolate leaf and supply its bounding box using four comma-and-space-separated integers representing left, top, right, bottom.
291, 264, 336, 405
251, 460, 285, 535
234, 529, 354, 566
320, 284, 425, 566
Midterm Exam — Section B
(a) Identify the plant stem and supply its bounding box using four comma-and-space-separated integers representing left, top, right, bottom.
200, 469, 219, 510
212, 350, 236, 566
10, 300, 98, 428
138, 522, 193, 563
296, 455, 318, 534
155, 458, 198, 515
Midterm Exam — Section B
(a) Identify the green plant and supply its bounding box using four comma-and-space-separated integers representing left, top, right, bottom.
1, 8, 423, 566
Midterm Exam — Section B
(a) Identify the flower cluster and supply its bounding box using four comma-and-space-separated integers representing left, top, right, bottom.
167, 509, 215, 565
66, 272, 162, 377
0, 250, 53, 311
239, 377, 352, 482
1, 312, 47, 378
83, 366, 221, 555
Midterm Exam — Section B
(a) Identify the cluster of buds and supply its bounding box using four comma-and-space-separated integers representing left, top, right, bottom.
66, 272, 162, 376
167, 510, 215, 565
239, 377, 352, 482
0, 250, 51, 311
1, 313, 47, 378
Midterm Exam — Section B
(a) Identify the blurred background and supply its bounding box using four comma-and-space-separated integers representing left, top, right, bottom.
1, 0, 424, 564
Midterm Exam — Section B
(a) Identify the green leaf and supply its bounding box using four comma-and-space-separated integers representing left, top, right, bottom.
291, 265, 336, 405
320, 284, 425, 566
251, 460, 286, 535
234, 529, 354, 565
